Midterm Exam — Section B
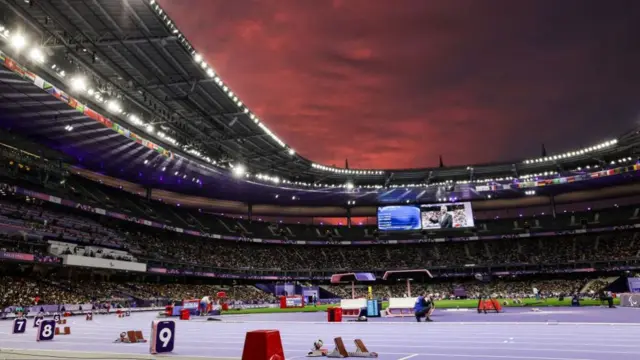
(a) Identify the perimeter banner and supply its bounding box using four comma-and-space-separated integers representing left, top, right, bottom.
62, 255, 147, 272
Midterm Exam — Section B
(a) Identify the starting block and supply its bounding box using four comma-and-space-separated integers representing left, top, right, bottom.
115, 330, 147, 343
86, 313, 93, 321
327, 337, 349, 358
348, 339, 378, 358
307, 339, 328, 357
324, 338, 378, 358
57, 319, 67, 325
241, 330, 285, 360
54, 326, 71, 335
477, 298, 502, 313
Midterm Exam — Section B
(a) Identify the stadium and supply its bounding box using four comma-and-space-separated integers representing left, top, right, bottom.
0, 0, 640, 359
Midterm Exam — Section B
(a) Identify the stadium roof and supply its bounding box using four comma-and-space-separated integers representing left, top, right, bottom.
1, 0, 640, 200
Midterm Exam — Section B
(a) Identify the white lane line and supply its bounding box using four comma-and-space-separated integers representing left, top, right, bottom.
397, 354, 595, 360
398, 354, 419, 360
3, 336, 634, 355
0, 347, 237, 359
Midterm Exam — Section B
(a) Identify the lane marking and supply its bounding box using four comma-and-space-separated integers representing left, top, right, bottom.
398, 354, 419, 360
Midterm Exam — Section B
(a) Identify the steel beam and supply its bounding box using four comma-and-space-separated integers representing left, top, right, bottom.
44, 36, 178, 49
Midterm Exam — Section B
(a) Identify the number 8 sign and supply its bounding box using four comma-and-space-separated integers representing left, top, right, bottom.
150, 320, 175, 354
12, 318, 27, 334
37, 320, 56, 341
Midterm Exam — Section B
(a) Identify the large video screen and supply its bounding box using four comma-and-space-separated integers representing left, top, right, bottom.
420, 202, 475, 229
377, 206, 421, 231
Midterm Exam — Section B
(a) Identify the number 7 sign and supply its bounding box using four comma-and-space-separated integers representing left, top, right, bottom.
150, 320, 175, 354
12, 318, 27, 334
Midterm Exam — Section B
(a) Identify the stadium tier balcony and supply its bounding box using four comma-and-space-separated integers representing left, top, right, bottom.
1, 182, 640, 273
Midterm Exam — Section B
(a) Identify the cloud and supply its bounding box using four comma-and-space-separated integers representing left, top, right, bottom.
159, 0, 640, 169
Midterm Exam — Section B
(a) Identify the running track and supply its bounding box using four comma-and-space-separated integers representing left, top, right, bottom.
1, 308, 639, 360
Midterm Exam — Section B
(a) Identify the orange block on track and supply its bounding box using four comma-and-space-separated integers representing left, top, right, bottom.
241, 330, 285, 360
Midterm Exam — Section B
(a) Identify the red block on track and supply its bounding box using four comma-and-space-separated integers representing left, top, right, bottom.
241, 330, 285, 360
180, 309, 190, 320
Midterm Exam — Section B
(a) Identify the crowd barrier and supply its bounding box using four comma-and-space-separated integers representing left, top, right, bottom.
386, 297, 417, 317
339, 298, 367, 317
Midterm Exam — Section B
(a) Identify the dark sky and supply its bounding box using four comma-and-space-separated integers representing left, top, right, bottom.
159, 0, 640, 169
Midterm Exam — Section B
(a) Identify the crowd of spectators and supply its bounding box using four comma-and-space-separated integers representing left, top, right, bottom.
0, 276, 88, 308
129, 230, 640, 271
2, 274, 614, 309
0, 198, 125, 248
1, 192, 639, 274
0, 275, 279, 309
1, 193, 640, 272
325, 278, 599, 300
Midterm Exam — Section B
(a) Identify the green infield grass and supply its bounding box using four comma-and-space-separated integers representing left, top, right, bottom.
222, 297, 620, 315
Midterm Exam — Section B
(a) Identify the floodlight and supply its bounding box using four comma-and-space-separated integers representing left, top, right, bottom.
70, 76, 87, 91
107, 100, 121, 113
28, 47, 44, 63
10, 33, 26, 50
232, 164, 246, 177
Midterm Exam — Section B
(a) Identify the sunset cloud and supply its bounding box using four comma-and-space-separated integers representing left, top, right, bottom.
159, 0, 640, 169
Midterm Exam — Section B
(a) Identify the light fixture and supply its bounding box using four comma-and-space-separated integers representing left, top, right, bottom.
232, 164, 246, 177
107, 100, 121, 113
70, 76, 87, 92
10, 33, 26, 50
28, 47, 44, 63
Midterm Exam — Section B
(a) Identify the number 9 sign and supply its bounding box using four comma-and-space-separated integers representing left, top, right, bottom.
37, 320, 56, 341
150, 320, 175, 354
12, 318, 27, 334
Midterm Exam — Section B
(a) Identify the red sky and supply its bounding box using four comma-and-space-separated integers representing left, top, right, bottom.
159, 0, 640, 169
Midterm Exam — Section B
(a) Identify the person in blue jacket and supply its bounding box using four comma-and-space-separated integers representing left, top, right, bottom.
414, 292, 434, 322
